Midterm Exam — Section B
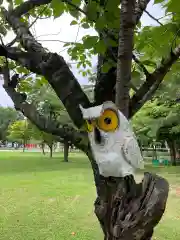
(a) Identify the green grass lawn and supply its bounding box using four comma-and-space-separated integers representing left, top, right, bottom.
0, 151, 179, 240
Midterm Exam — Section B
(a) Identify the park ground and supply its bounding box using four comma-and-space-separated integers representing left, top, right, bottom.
0, 152, 179, 240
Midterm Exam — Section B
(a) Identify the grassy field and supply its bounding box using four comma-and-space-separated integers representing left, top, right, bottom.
0, 152, 179, 240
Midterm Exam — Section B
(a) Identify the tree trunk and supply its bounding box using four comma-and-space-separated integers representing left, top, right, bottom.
23, 139, 26, 152
116, 0, 136, 117
167, 140, 176, 166
86, 152, 169, 240
49, 145, 53, 158
63, 141, 69, 162
175, 141, 180, 160
40, 142, 45, 155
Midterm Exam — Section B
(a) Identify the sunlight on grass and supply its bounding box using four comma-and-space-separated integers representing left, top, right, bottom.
0, 151, 179, 239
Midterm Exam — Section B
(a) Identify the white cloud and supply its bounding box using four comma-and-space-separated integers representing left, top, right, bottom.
0, 1, 164, 107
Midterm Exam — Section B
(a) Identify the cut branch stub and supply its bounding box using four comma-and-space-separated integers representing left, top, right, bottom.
94, 173, 169, 240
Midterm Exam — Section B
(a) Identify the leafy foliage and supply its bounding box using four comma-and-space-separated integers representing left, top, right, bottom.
7, 119, 32, 144
0, 107, 22, 142
132, 76, 180, 145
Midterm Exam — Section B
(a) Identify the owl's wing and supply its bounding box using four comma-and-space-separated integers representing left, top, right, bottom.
122, 136, 144, 169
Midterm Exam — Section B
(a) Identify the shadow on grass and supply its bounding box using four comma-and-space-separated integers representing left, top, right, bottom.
0, 152, 91, 175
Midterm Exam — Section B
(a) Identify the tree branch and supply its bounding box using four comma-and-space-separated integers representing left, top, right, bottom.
11, 0, 51, 17
135, 0, 151, 24
11, 0, 86, 17
2, 7, 46, 53
144, 9, 163, 26
3, 84, 89, 152
132, 53, 150, 77
62, 0, 86, 15
7, 5, 48, 47
129, 45, 180, 118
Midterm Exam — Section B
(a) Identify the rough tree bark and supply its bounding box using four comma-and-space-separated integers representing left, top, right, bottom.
0, 0, 177, 239
116, 0, 136, 117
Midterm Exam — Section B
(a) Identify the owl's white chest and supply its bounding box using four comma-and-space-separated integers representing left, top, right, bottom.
94, 151, 134, 177
89, 131, 134, 177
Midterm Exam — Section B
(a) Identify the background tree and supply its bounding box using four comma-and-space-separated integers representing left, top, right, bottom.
0, 106, 22, 144
7, 119, 32, 151
29, 83, 76, 161
1, 0, 179, 238
30, 123, 57, 158
133, 74, 180, 165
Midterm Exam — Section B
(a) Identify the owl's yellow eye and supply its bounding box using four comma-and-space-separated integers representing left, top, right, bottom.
85, 119, 95, 132
98, 109, 119, 132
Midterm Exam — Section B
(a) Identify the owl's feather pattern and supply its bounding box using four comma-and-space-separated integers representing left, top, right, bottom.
122, 137, 144, 169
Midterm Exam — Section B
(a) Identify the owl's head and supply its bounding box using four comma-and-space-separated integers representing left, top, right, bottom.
79, 101, 129, 146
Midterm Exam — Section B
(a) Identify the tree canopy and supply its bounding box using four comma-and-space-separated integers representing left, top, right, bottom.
0, 106, 22, 142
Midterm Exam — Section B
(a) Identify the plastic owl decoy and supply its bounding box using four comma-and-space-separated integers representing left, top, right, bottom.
79, 101, 144, 178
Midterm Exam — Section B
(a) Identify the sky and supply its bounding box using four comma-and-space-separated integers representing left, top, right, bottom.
0, 0, 164, 107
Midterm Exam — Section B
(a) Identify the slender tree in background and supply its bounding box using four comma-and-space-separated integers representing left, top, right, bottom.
3, 0, 180, 238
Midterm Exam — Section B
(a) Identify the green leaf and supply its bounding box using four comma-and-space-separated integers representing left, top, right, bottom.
26, 77, 33, 82
70, 20, 78, 25
94, 40, 107, 54
81, 23, 90, 29
107, 38, 118, 47
63, 42, 71, 47
86, 60, 92, 67
165, 0, 179, 13
141, 60, 156, 67
137, 21, 141, 29
72, 0, 81, 5
8, 61, 16, 70
101, 62, 112, 73
16, 66, 29, 74
86, 1, 98, 21
83, 35, 98, 49
154, 0, 164, 4
51, 0, 65, 18
82, 71, 87, 77
14, 0, 23, 5
95, 17, 106, 30
131, 70, 141, 79
68, 8, 80, 19
77, 62, 81, 68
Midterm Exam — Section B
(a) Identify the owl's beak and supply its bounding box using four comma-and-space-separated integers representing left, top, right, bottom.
94, 127, 102, 145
